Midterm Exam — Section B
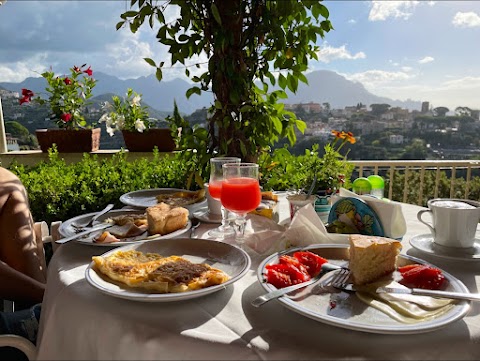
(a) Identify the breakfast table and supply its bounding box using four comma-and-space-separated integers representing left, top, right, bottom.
36, 196, 480, 360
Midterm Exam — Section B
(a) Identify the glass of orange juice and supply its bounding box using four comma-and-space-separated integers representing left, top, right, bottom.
207, 157, 241, 238
221, 163, 262, 244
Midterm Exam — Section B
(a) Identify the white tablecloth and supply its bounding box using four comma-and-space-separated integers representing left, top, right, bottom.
36, 200, 480, 360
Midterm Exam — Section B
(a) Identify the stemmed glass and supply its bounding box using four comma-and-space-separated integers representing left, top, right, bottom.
207, 157, 241, 238
221, 163, 262, 244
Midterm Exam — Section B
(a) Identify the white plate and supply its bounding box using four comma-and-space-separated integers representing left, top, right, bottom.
410, 234, 480, 261
85, 237, 251, 302
193, 208, 222, 224
59, 209, 192, 247
257, 244, 470, 334
119, 188, 207, 213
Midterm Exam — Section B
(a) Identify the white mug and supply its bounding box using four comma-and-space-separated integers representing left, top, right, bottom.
204, 183, 222, 215
417, 198, 480, 248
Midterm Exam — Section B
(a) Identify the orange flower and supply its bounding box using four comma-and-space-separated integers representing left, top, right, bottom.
345, 132, 356, 144
331, 130, 342, 138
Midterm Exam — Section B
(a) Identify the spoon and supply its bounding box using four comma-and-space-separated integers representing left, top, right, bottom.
72, 203, 114, 230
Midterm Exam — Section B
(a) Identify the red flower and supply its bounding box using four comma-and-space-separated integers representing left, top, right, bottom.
61, 113, 72, 122
64, 77, 72, 85
22, 88, 34, 97
73, 65, 82, 73
83, 66, 93, 76
19, 88, 34, 104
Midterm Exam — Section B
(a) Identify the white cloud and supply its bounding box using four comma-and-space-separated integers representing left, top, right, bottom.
441, 76, 480, 91
452, 12, 480, 28
104, 34, 156, 79
401, 66, 413, 72
347, 19, 356, 24
342, 71, 480, 109
0, 53, 49, 82
316, 44, 366, 63
418, 56, 434, 64
369, 1, 419, 21
344, 70, 413, 88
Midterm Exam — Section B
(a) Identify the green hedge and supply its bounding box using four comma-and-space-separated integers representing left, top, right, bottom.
8, 150, 189, 224
6, 148, 480, 224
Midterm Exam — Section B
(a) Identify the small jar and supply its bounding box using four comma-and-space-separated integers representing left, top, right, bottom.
367, 175, 385, 199
352, 177, 372, 195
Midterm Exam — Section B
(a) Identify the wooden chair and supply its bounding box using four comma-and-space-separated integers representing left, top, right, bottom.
0, 221, 62, 360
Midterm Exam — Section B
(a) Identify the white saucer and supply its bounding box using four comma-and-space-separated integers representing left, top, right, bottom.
409, 234, 480, 261
193, 208, 222, 224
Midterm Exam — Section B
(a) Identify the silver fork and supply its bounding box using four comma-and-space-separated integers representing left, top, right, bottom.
72, 203, 114, 231
329, 268, 354, 292
251, 263, 344, 308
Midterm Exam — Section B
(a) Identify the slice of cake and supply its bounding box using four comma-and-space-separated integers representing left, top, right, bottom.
349, 234, 402, 285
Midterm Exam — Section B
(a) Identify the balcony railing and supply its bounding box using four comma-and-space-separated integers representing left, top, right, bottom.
350, 160, 480, 205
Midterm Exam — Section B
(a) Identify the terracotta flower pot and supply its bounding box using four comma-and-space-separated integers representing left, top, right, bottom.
121, 128, 175, 152
35, 128, 101, 153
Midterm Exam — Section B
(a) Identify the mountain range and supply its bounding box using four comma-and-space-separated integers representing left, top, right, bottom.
0, 70, 422, 114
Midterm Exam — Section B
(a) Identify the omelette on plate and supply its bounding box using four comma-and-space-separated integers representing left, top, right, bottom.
92, 250, 230, 293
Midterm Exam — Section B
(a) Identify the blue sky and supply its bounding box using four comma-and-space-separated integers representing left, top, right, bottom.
0, 0, 479, 110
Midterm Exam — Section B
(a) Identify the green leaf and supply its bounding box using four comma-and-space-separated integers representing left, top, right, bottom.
286, 74, 298, 93
211, 3, 222, 25
123, 11, 138, 18
318, 4, 330, 19
321, 20, 333, 32
155, 68, 163, 81
186, 86, 201, 98
144, 58, 156, 67
278, 73, 287, 89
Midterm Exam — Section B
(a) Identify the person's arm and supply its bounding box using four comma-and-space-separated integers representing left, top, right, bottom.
0, 260, 45, 304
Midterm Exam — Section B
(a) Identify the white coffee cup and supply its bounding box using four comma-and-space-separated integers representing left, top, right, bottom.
204, 183, 221, 215
417, 198, 480, 248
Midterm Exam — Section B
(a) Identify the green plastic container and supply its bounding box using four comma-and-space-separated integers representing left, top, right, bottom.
367, 175, 385, 198
352, 177, 372, 195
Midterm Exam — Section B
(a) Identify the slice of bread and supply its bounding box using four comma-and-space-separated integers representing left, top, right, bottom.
146, 202, 189, 235
349, 234, 402, 285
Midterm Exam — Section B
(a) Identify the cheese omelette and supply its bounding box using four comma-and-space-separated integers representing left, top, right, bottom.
92, 250, 230, 293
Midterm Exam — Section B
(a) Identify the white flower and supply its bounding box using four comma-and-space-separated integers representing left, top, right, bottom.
134, 119, 146, 133
99, 113, 110, 123
115, 115, 125, 129
106, 124, 116, 137
131, 95, 141, 107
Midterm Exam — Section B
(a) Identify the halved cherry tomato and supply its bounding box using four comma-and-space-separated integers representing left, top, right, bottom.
293, 251, 328, 277
279, 255, 310, 277
400, 264, 446, 290
265, 263, 311, 288
398, 264, 423, 275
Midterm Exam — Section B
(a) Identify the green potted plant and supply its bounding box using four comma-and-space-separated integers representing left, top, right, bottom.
308, 130, 356, 196
99, 88, 175, 152
20, 64, 100, 152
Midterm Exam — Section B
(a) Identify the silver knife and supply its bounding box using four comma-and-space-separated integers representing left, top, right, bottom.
56, 223, 112, 244
377, 287, 480, 302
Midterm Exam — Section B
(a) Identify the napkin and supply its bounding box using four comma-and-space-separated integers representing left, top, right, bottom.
282, 203, 349, 248
331, 188, 407, 239
241, 204, 349, 255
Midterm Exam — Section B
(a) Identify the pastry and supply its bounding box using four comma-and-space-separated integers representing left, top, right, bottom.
146, 202, 189, 235
349, 234, 402, 285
